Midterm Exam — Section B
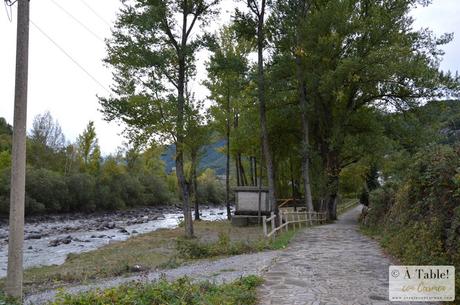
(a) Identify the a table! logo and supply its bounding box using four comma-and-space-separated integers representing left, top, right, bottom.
389, 266, 455, 302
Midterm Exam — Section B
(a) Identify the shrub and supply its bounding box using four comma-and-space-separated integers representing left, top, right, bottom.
139, 173, 173, 205
363, 144, 460, 300
26, 168, 70, 213
65, 173, 96, 212
0, 291, 20, 305
49, 276, 263, 305
197, 169, 225, 205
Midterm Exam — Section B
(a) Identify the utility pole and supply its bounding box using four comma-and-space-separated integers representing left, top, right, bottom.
5, 0, 30, 299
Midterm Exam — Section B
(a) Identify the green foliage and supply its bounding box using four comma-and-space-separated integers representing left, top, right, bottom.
176, 228, 296, 259
0, 292, 20, 305
196, 169, 225, 205
49, 276, 263, 305
0, 118, 12, 136
269, 230, 296, 250
26, 168, 70, 212
0, 116, 179, 215
362, 144, 460, 299
76, 121, 101, 174
0, 151, 10, 171
176, 232, 258, 259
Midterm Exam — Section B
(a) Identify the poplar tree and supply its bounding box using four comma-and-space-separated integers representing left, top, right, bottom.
100, 0, 220, 237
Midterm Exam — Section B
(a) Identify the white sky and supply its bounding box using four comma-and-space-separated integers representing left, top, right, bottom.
0, 0, 459, 155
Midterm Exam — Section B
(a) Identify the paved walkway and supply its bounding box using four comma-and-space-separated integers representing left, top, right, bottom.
258, 205, 437, 305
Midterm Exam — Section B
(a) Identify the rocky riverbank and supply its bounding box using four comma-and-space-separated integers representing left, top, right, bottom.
0, 205, 229, 277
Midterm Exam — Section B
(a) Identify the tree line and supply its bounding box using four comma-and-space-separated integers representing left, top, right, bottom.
0, 113, 225, 215
98, 0, 459, 237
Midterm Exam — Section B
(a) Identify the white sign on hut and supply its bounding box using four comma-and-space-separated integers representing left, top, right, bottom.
232, 186, 272, 225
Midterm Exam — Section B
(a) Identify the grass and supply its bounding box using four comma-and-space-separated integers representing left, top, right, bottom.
0, 292, 20, 305
175, 228, 296, 259
0, 220, 295, 293
48, 275, 263, 305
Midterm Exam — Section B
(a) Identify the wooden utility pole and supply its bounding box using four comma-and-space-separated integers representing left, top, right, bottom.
5, 0, 30, 299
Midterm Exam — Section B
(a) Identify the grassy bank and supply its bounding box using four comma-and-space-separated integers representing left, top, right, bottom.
49, 275, 263, 305
0, 220, 295, 293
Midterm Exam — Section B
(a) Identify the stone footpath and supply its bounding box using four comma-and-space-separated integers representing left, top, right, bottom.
257, 205, 438, 305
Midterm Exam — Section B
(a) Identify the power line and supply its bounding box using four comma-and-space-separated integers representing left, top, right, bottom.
78, 0, 111, 27
48, 0, 105, 43
3, 0, 13, 22
30, 19, 110, 94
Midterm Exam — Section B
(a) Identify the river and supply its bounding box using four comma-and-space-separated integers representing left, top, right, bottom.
0, 205, 228, 278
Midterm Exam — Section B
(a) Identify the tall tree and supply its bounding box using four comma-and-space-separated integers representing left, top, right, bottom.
206, 25, 249, 220
76, 121, 101, 174
184, 102, 211, 221
100, 0, 220, 237
236, 0, 278, 216
30, 111, 65, 151
271, 0, 314, 211
301, 0, 457, 219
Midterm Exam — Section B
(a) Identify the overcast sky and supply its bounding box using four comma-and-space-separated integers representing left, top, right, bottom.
0, 0, 459, 155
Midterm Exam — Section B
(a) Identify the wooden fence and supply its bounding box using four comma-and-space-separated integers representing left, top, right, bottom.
337, 199, 360, 215
262, 210, 327, 237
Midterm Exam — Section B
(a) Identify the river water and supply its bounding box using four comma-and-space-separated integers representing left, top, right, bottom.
0, 205, 228, 278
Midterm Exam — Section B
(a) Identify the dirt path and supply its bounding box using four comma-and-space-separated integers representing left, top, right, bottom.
25, 249, 280, 304
257, 205, 438, 305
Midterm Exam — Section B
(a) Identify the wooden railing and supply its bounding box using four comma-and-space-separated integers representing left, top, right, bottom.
262, 210, 327, 237
337, 199, 359, 215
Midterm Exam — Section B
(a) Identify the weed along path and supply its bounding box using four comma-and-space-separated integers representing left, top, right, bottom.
257, 205, 438, 305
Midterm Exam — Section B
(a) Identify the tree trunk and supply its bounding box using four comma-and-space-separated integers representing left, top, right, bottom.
326, 174, 339, 221
256, 0, 277, 217
225, 95, 231, 220
325, 151, 340, 221
174, 8, 194, 238
238, 153, 248, 186
235, 154, 240, 186
191, 150, 200, 221
296, 56, 314, 212
250, 156, 255, 186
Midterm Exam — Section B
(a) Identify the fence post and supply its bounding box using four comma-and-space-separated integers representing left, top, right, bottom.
262, 216, 267, 236
286, 213, 289, 231
270, 212, 275, 234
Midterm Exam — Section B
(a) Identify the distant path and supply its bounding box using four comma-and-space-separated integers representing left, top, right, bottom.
257, 205, 438, 305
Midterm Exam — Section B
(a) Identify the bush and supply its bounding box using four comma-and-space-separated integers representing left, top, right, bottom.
363, 144, 460, 300
197, 169, 225, 205
26, 168, 70, 213
0, 291, 20, 305
176, 232, 258, 259
175, 229, 295, 259
49, 276, 263, 305
139, 173, 173, 205
65, 173, 96, 212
